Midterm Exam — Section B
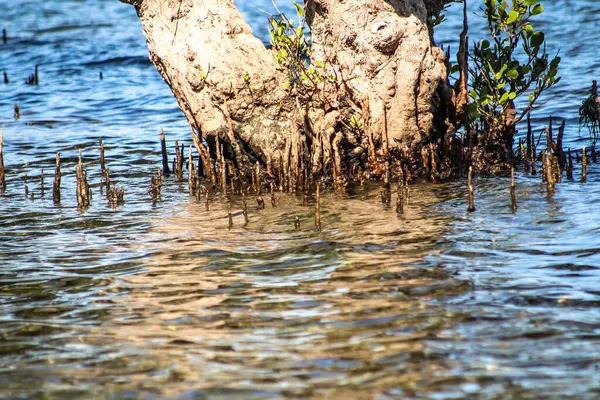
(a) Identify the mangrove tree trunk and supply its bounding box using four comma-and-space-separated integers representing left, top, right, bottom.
121, 0, 456, 187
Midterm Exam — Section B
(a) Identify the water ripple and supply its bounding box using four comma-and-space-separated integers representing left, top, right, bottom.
1, 0, 600, 398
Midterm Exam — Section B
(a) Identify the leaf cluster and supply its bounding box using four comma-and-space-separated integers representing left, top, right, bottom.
268, 1, 327, 92
468, 0, 560, 129
428, 0, 464, 27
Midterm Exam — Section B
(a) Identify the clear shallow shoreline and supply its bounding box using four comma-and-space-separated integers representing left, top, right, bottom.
1, 1, 599, 398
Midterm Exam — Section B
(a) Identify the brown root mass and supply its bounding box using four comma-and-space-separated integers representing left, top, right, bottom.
121, 0, 493, 189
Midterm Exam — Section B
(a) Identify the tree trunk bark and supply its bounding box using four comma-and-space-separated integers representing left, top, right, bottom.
121, 0, 455, 187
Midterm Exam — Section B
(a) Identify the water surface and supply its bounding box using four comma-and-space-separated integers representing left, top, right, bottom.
1, 0, 600, 398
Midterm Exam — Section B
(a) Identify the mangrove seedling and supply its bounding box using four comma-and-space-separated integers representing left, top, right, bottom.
469, 0, 560, 168
268, 1, 332, 98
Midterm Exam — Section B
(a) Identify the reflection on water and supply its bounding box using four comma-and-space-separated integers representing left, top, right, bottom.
1, 0, 600, 398
2, 186, 469, 398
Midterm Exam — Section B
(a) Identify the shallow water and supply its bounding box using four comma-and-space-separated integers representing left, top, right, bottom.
1, 1, 600, 398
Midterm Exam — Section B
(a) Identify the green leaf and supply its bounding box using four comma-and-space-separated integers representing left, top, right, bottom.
530, 31, 545, 48
494, 64, 508, 81
506, 10, 519, 24
524, 0, 537, 6
293, 1, 305, 17
468, 103, 480, 119
507, 68, 519, 79
531, 4, 544, 16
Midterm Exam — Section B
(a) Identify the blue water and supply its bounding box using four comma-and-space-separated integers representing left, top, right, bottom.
1, 1, 600, 398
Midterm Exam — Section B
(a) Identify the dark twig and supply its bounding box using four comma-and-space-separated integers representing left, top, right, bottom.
582, 146, 587, 183
53, 152, 61, 204
510, 166, 517, 213
0, 131, 5, 193
315, 182, 321, 230
99, 138, 106, 173
160, 129, 171, 176
467, 166, 475, 212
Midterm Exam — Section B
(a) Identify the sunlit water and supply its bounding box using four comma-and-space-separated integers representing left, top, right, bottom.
1, 1, 600, 398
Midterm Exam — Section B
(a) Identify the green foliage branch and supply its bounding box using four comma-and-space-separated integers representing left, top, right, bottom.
428, 0, 464, 27
468, 0, 561, 134
267, 1, 331, 96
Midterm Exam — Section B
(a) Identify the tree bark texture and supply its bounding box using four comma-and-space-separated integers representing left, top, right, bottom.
121, 0, 455, 187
